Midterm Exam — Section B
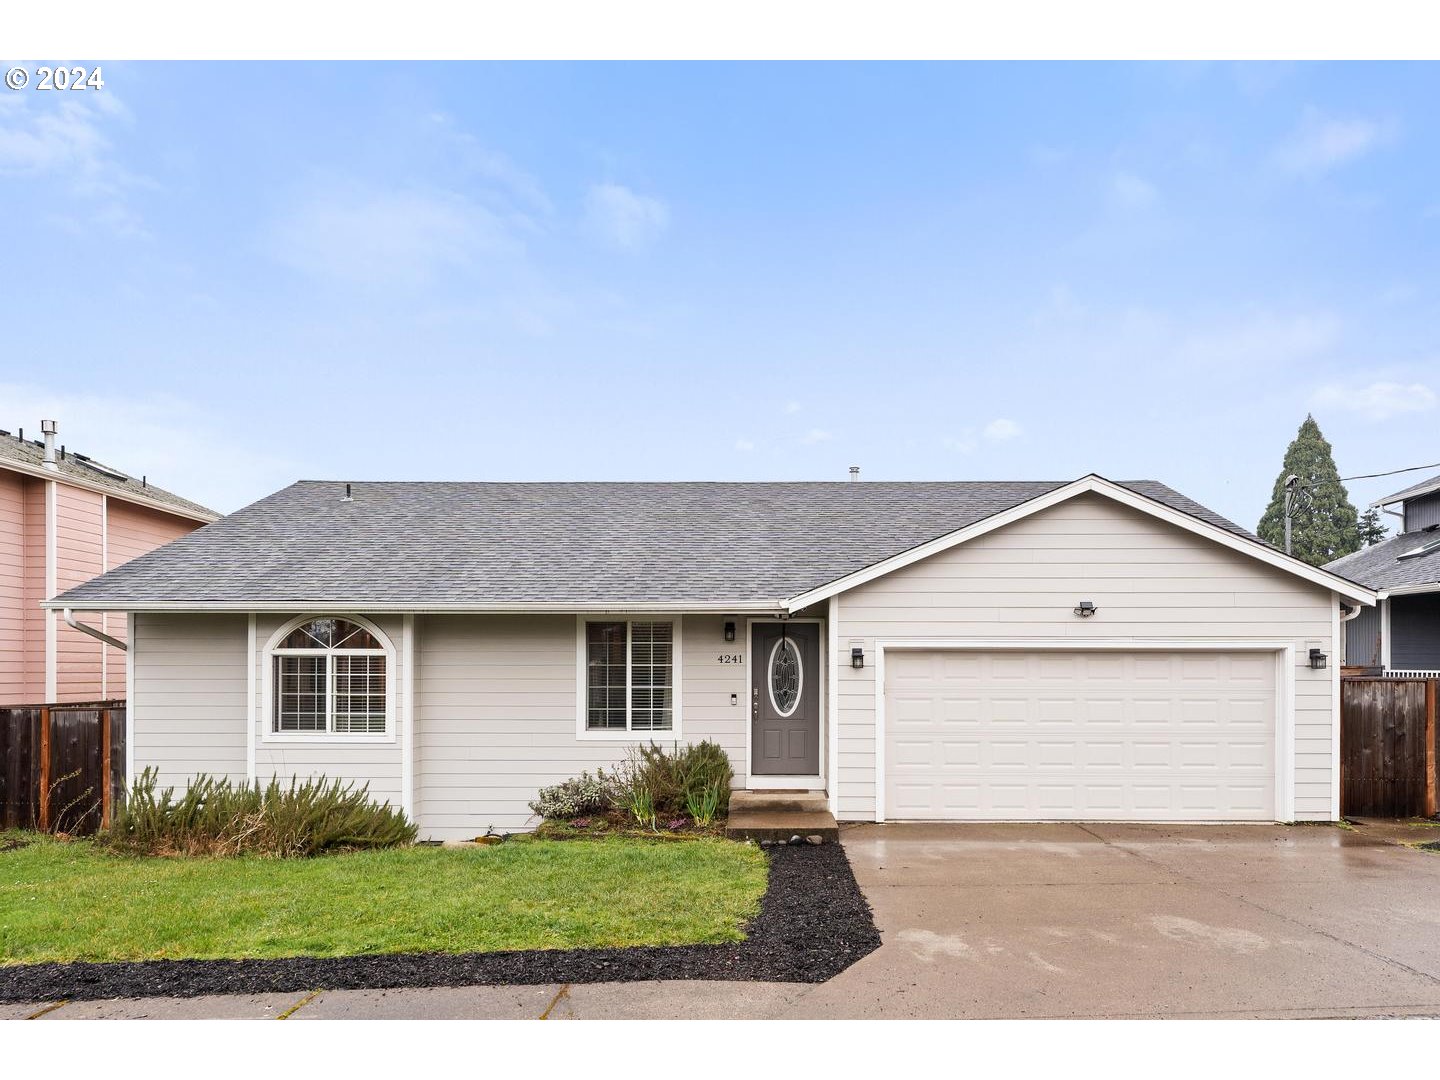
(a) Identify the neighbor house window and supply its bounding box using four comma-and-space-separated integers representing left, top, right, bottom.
272, 618, 388, 735
585, 620, 674, 732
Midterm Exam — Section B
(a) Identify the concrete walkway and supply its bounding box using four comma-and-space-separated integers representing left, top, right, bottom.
10, 820, 1440, 1019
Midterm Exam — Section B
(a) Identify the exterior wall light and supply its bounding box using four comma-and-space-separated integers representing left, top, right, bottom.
1309, 648, 1328, 670
724, 621, 736, 642
1074, 601, 1097, 618
851, 646, 865, 669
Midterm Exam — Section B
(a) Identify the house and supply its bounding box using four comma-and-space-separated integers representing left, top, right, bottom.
47, 474, 1373, 838
1, 422, 218, 705
1327, 472, 1440, 675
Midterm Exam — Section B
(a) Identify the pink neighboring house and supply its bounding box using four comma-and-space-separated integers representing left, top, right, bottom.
0, 421, 218, 704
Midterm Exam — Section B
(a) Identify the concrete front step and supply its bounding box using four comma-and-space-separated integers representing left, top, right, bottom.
729, 790, 829, 814
726, 791, 838, 842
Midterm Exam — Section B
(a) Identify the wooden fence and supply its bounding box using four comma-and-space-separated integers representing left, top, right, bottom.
1340, 677, 1437, 818
0, 701, 126, 835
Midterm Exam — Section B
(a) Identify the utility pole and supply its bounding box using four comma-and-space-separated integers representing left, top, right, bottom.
1283, 474, 1298, 555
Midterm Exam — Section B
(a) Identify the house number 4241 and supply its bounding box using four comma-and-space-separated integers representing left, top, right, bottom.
717, 654, 743, 664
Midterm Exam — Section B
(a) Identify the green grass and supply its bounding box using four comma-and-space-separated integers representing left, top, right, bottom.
0, 834, 767, 964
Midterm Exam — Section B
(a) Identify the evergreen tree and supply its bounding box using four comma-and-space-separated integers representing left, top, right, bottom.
1257, 415, 1360, 565
1357, 507, 1389, 547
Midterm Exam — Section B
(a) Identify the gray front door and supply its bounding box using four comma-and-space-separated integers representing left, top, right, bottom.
751, 622, 820, 775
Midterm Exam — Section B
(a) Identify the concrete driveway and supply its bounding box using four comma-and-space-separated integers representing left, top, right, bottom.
10, 822, 1440, 1019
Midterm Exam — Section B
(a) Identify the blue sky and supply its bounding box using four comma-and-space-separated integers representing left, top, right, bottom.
1, 61, 1436, 528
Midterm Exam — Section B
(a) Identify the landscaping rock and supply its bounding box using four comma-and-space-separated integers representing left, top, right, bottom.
805, 835, 824, 845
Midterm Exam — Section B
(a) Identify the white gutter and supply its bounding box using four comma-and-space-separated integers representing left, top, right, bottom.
44, 599, 789, 615
1375, 584, 1440, 599
0, 457, 218, 524
64, 608, 129, 651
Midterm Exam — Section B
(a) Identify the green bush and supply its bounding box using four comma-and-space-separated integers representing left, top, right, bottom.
620, 741, 734, 817
99, 769, 418, 858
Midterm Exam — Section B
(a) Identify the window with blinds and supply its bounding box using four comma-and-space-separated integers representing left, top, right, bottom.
272, 618, 389, 735
585, 620, 674, 732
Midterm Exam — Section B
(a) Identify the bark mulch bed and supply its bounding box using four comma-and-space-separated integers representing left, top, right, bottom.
0, 843, 879, 1003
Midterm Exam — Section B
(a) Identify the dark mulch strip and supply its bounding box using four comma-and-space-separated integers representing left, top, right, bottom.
0, 843, 879, 1003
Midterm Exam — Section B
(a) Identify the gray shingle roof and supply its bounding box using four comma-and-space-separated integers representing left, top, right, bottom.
52, 478, 1256, 609
0, 431, 218, 521
1371, 471, 1440, 508
1326, 529, 1440, 592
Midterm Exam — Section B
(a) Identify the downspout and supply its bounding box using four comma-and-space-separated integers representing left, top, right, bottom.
64, 608, 129, 651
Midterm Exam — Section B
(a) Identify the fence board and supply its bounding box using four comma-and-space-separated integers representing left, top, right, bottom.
0, 701, 127, 835
1341, 678, 1435, 818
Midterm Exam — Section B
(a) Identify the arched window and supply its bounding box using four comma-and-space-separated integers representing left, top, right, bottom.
271, 617, 389, 735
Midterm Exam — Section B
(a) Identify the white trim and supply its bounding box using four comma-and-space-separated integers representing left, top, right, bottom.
872, 638, 1298, 825
0, 456, 218, 523
259, 614, 398, 744
574, 614, 684, 741
125, 612, 135, 788
401, 613, 415, 822
245, 614, 257, 782
827, 594, 840, 816
744, 617, 826, 785
1331, 593, 1341, 820
44, 598, 787, 614
784, 474, 1378, 611
1376, 584, 1440, 598
1381, 597, 1393, 670
44, 478, 56, 702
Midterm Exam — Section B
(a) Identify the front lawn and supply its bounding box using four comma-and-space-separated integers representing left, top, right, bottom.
0, 834, 767, 964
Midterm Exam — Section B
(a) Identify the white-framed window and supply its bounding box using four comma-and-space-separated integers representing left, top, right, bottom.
267, 617, 392, 738
576, 616, 682, 738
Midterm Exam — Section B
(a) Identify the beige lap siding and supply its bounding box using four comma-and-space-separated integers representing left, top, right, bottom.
250, 614, 405, 808
131, 613, 249, 790
833, 492, 1337, 822
415, 613, 747, 841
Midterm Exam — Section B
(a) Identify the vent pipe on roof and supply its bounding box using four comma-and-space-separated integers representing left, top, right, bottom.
849, 466, 860, 482
40, 420, 58, 470
342, 483, 353, 502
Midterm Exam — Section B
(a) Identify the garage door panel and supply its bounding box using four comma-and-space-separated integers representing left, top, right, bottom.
884, 649, 1276, 821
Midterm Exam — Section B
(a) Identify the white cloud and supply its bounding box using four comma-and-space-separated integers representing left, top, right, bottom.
584, 183, 670, 251
0, 382, 296, 513
799, 428, 832, 445
983, 418, 1023, 441
1311, 380, 1437, 421
267, 185, 514, 289
783, 401, 802, 415
1272, 109, 1395, 176
734, 438, 756, 452
1108, 170, 1158, 209
0, 87, 148, 236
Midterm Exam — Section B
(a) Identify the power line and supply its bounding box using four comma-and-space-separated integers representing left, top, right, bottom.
1296, 461, 1440, 493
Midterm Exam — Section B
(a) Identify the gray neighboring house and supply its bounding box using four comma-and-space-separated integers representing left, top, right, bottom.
1327, 473, 1440, 675
49, 474, 1374, 839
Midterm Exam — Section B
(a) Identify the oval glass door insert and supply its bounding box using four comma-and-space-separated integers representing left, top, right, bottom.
768, 636, 802, 717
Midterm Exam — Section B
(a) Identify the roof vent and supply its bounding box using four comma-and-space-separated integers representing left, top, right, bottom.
849, 466, 860, 483
40, 420, 58, 470
342, 483, 353, 502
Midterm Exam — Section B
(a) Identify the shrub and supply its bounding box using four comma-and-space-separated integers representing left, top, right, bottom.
685, 782, 723, 827
528, 768, 626, 820
99, 769, 418, 858
620, 741, 734, 817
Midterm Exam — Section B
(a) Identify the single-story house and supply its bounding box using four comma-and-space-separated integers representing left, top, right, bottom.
48, 474, 1374, 839
1327, 473, 1440, 676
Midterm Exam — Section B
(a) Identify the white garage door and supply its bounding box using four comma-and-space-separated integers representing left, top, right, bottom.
884, 650, 1276, 821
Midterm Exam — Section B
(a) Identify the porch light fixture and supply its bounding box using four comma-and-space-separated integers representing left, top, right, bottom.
851, 646, 865, 670
1309, 648, 1328, 670
724, 621, 736, 642
1074, 601, 1097, 618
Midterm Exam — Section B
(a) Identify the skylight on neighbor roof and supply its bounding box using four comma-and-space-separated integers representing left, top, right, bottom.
1397, 537, 1440, 561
